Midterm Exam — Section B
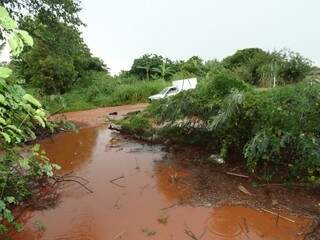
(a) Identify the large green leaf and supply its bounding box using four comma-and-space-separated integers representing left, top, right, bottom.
0, 94, 5, 104
0, 116, 6, 125
16, 30, 34, 47
35, 109, 46, 118
9, 33, 24, 56
0, 67, 12, 79
0, 6, 17, 30
1, 132, 11, 143
34, 115, 46, 128
23, 94, 42, 107
18, 158, 30, 169
0, 200, 6, 211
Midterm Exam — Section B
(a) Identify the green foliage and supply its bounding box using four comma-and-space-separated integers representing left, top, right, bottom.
120, 113, 154, 137
14, 17, 107, 94
0, 0, 82, 26
178, 56, 206, 77
204, 71, 251, 98
130, 54, 176, 80
0, 6, 58, 234
223, 48, 312, 87
122, 74, 320, 183
36, 71, 169, 113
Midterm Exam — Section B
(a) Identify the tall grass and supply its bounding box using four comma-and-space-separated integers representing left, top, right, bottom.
31, 71, 169, 113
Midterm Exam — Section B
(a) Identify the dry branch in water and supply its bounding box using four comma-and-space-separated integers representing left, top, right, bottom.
260, 208, 295, 223
109, 175, 126, 188
184, 224, 207, 240
226, 172, 250, 179
53, 175, 93, 193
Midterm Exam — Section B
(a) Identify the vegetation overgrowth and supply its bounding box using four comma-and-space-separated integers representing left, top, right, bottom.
0, 5, 59, 235
119, 72, 320, 184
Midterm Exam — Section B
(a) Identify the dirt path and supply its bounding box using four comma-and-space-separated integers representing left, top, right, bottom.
50, 103, 148, 127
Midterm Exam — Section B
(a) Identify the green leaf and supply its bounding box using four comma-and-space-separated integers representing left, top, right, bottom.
9, 33, 24, 56
35, 109, 46, 118
7, 125, 22, 134
23, 94, 42, 107
0, 116, 6, 125
0, 201, 6, 211
34, 115, 46, 128
32, 144, 40, 152
18, 158, 30, 169
16, 30, 34, 47
3, 209, 14, 223
1, 132, 11, 143
5, 197, 15, 204
0, 67, 12, 79
0, 6, 17, 30
0, 94, 5, 104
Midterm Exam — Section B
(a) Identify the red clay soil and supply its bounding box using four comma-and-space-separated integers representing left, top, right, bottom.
50, 103, 148, 127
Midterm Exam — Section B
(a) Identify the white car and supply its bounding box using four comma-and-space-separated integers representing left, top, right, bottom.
149, 78, 197, 101
148, 86, 180, 101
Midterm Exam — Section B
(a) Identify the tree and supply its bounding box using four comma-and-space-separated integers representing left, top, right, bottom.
277, 50, 312, 84
130, 54, 165, 80
137, 64, 152, 81
179, 56, 205, 76
152, 62, 174, 80
13, 17, 106, 94
223, 48, 271, 86
0, 0, 82, 26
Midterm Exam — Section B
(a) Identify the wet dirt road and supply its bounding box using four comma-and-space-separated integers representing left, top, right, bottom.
11, 104, 312, 240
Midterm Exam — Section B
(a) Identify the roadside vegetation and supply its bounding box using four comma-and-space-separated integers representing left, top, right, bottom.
119, 51, 320, 184
0, 5, 59, 234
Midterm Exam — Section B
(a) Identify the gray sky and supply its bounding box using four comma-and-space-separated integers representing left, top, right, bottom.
80, 0, 320, 74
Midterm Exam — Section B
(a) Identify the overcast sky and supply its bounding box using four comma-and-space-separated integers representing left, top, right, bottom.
80, 0, 320, 74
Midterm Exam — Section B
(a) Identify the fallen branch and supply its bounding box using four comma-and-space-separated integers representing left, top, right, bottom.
109, 175, 125, 188
160, 203, 177, 211
110, 176, 125, 183
261, 208, 295, 223
62, 173, 90, 184
53, 176, 93, 193
226, 172, 249, 179
184, 224, 207, 240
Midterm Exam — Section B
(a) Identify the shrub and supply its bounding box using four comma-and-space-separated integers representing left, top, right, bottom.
122, 80, 320, 183
204, 71, 251, 98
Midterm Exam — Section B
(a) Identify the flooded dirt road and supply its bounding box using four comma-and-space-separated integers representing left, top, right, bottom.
11, 105, 314, 240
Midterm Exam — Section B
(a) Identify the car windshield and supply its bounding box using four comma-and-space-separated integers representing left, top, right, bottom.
159, 87, 170, 94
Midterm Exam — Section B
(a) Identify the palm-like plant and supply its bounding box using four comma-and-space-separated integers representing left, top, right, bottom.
137, 65, 151, 80
152, 62, 174, 80
259, 61, 281, 87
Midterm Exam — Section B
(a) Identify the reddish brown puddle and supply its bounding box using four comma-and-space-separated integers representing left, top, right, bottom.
11, 126, 311, 240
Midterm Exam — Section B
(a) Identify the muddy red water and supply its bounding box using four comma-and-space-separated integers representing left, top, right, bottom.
11, 106, 312, 240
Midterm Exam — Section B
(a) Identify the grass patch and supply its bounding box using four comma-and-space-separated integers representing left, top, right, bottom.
28, 71, 169, 113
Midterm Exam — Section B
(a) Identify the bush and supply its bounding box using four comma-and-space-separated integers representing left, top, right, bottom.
32, 55, 78, 94
204, 71, 251, 98
122, 80, 320, 183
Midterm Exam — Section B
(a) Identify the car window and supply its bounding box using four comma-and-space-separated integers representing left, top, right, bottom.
167, 87, 178, 94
